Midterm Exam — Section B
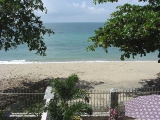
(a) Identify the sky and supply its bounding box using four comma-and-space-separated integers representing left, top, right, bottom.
38, 0, 147, 23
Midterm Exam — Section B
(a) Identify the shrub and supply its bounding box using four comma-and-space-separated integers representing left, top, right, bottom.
46, 74, 93, 120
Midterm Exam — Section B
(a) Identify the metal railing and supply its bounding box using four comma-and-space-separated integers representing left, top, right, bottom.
112, 87, 160, 116
0, 88, 44, 120
1, 87, 160, 119
88, 90, 110, 112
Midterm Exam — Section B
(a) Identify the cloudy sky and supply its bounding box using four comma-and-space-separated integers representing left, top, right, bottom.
38, 0, 147, 23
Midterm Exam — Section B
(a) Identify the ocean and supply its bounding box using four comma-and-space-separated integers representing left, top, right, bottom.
0, 22, 158, 64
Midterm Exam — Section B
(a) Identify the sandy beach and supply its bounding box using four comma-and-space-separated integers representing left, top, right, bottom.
0, 61, 160, 91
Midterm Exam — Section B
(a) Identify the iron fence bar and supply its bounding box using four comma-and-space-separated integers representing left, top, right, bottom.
94, 90, 96, 111
0, 93, 44, 94
1, 88, 160, 114
123, 91, 125, 102
97, 90, 98, 111
99, 91, 101, 110
103, 91, 104, 111
106, 91, 107, 111
90, 90, 93, 110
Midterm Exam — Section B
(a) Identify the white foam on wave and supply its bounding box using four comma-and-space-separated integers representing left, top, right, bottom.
0, 60, 32, 64
0, 60, 157, 64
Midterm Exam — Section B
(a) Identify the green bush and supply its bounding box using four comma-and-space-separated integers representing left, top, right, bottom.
72, 116, 82, 120
25, 101, 45, 119
0, 110, 2, 120
46, 74, 93, 120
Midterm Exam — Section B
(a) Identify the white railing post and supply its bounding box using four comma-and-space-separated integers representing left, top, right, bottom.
41, 86, 54, 120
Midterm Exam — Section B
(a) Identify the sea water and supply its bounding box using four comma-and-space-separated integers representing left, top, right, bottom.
0, 22, 158, 64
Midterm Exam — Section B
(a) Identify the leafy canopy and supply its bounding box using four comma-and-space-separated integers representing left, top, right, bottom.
0, 0, 54, 56
88, 0, 160, 61
93, 0, 118, 4
93, 0, 160, 5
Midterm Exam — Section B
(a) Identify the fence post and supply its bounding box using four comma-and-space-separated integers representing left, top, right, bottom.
110, 88, 118, 109
41, 86, 54, 120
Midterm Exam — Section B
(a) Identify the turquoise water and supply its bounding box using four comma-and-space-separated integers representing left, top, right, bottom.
0, 22, 158, 63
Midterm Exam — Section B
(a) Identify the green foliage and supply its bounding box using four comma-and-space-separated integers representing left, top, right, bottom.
64, 102, 92, 119
93, 0, 118, 4
25, 102, 45, 118
51, 74, 89, 102
0, 110, 2, 120
88, 0, 160, 61
72, 116, 81, 120
0, 0, 54, 56
93, 0, 160, 5
47, 74, 93, 120
46, 99, 64, 120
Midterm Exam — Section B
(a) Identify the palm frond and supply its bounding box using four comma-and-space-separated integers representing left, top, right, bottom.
47, 99, 64, 120
64, 102, 93, 120
51, 74, 89, 102
72, 89, 90, 103
48, 74, 93, 120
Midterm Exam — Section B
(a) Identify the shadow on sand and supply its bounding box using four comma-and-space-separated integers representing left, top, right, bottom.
137, 72, 160, 92
0, 77, 104, 111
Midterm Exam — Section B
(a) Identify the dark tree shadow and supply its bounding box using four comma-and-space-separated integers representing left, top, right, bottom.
0, 78, 53, 112
123, 73, 160, 99
0, 77, 104, 111
137, 72, 160, 91
128, 72, 160, 97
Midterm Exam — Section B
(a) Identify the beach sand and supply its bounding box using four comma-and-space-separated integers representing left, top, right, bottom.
0, 61, 160, 91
